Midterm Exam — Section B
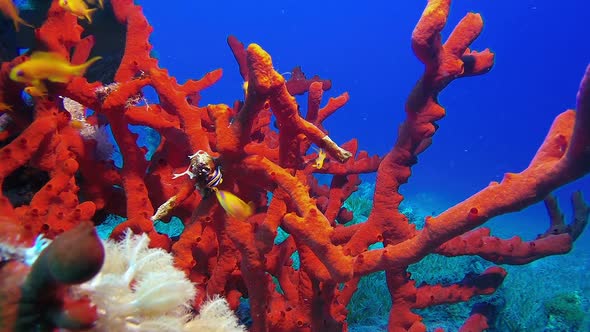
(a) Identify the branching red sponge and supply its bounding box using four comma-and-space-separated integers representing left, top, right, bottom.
0, 0, 588, 331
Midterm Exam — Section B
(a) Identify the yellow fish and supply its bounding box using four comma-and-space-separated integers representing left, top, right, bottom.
24, 86, 47, 97
58, 0, 98, 23
0, 0, 33, 31
312, 148, 327, 169
242, 80, 249, 99
70, 119, 87, 130
214, 189, 254, 221
0, 102, 12, 113
10, 51, 101, 91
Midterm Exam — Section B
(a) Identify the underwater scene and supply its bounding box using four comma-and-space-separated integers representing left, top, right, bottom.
0, 0, 589, 331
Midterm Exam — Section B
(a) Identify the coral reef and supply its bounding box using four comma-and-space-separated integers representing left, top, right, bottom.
77, 230, 197, 331
0, 0, 589, 331
76, 230, 245, 331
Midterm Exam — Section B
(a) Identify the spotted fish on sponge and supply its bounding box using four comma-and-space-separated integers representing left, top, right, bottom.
214, 189, 255, 221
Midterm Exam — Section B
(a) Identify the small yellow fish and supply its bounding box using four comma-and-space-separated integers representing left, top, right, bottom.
10, 51, 101, 91
58, 0, 98, 23
242, 80, 249, 99
312, 148, 327, 169
214, 188, 254, 221
0, 102, 12, 113
24, 86, 47, 97
70, 119, 86, 130
0, 0, 34, 31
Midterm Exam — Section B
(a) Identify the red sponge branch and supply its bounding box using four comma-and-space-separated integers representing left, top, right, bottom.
246, 44, 352, 168
414, 266, 507, 308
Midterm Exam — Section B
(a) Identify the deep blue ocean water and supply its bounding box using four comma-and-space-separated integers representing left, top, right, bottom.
131, 1, 590, 329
